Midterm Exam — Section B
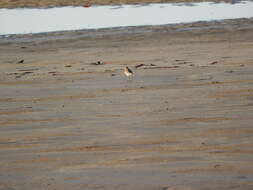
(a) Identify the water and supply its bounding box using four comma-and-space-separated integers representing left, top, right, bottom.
0, 1, 253, 35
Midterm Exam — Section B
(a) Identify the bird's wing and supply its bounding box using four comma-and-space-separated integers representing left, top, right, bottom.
128, 68, 133, 74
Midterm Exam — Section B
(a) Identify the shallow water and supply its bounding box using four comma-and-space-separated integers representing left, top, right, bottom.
1, 1, 253, 35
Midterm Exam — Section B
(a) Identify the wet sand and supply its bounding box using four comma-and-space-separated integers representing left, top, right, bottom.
0, 19, 253, 189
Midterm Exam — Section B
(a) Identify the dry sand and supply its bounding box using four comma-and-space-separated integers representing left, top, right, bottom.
0, 19, 253, 189
0, 0, 233, 8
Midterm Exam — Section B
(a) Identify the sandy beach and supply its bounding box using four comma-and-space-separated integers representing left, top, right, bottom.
1, 18, 253, 189
0, 0, 234, 8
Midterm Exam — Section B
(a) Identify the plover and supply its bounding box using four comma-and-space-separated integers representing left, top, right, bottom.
124, 67, 133, 80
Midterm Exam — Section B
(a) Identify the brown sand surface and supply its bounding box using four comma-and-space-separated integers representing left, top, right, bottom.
0, 0, 233, 8
0, 19, 253, 189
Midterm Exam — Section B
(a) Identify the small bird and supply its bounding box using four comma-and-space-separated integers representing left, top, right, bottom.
18, 59, 24, 64
124, 67, 133, 80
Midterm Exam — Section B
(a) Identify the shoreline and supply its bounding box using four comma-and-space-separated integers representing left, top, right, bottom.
1, 18, 253, 43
